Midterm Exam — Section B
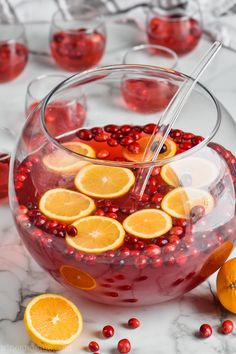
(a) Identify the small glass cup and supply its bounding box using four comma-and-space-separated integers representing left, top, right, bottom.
25, 74, 87, 150
146, 1, 202, 56
0, 153, 10, 204
49, 4, 106, 72
0, 23, 28, 83
122, 44, 178, 114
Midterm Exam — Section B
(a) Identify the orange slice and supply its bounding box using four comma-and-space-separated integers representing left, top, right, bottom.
161, 187, 214, 219
66, 216, 125, 253
123, 209, 172, 238
39, 188, 95, 223
75, 165, 135, 199
60, 265, 96, 290
24, 294, 83, 350
161, 157, 219, 188
43, 141, 96, 174
217, 257, 236, 313
123, 136, 177, 162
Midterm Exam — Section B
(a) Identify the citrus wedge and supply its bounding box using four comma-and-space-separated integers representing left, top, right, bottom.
39, 188, 95, 223
60, 265, 96, 290
123, 209, 172, 239
75, 165, 135, 198
123, 136, 177, 162
43, 141, 96, 174
66, 216, 125, 253
161, 157, 219, 188
161, 187, 214, 219
24, 294, 83, 351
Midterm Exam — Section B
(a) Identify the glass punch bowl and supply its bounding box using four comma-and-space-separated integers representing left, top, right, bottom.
10, 65, 236, 306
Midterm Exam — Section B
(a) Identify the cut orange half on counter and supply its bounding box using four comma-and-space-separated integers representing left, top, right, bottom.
161, 157, 219, 188
123, 136, 177, 162
24, 294, 83, 351
66, 216, 125, 254
43, 141, 96, 174
123, 209, 172, 238
39, 188, 95, 223
161, 187, 214, 219
75, 165, 135, 198
60, 265, 96, 290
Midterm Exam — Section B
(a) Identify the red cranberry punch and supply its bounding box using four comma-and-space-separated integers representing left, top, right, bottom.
0, 23, 28, 83
146, 1, 202, 55
50, 4, 106, 72
9, 65, 236, 306
0, 153, 10, 203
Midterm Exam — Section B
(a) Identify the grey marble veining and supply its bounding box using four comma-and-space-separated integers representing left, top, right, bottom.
0, 16, 236, 354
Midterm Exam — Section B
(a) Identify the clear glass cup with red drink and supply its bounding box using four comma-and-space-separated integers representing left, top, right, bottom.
9, 65, 236, 306
122, 44, 178, 113
49, 4, 106, 72
0, 153, 10, 204
0, 23, 28, 83
24, 74, 87, 150
146, 1, 202, 56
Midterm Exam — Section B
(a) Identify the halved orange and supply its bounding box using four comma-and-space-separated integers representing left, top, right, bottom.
43, 141, 96, 174
75, 165, 135, 199
24, 294, 83, 350
161, 157, 219, 188
60, 265, 96, 290
123, 136, 177, 162
161, 187, 214, 219
66, 216, 125, 254
39, 188, 95, 223
123, 209, 172, 238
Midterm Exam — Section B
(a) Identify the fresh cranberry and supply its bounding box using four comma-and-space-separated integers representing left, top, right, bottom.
66, 225, 77, 237
120, 136, 135, 146
190, 205, 205, 223
127, 142, 140, 154
120, 125, 131, 134
166, 255, 176, 266
128, 318, 140, 329
104, 250, 116, 260
111, 132, 124, 140
182, 132, 194, 140
130, 131, 141, 140
221, 320, 234, 334
34, 215, 47, 227
152, 192, 163, 204
169, 235, 180, 244
134, 255, 148, 269
125, 235, 138, 245
135, 241, 145, 250
143, 123, 156, 134
131, 125, 143, 132
94, 132, 110, 142
170, 129, 183, 139
151, 166, 161, 176
117, 339, 131, 353
108, 205, 119, 213
88, 341, 100, 352
91, 127, 103, 135
95, 209, 105, 216
97, 149, 110, 159
104, 124, 119, 133
76, 129, 93, 140
120, 248, 131, 259
84, 254, 97, 264
15, 181, 23, 190
139, 193, 150, 203
170, 226, 184, 236
199, 324, 212, 338
179, 141, 192, 150
156, 237, 169, 247
130, 250, 140, 257
163, 243, 176, 253
39, 236, 53, 248
145, 244, 161, 258
106, 212, 118, 219
192, 135, 204, 145
107, 138, 118, 147
160, 144, 167, 153
102, 325, 114, 338
16, 173, 27, 182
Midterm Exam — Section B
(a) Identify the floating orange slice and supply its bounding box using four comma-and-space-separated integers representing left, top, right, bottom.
123, 209, 172, 238
43, 141, 96, 174
123, 136, 177, 162
66, 216, 125, 254
161, 157, 219, 188
60, 265, 96, 290
24, 294, 83, 350
39, 188, 95, 223
161, 187, 214, 219
75, 165, 135, 199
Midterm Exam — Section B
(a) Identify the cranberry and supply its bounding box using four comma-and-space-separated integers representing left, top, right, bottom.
183, 132, 194, 140
179, 141, 192, 150
139, 193, 149, 203
64, 247, 75, 257
160, 144, 167, 153
145, 244, 161, 258
135, 241, 145, 250
17, 205, 28, 215
156, 237, 169, 247
130, 131, 141, 140
120, 125, 131, 134
108, 205, 119, 213
84, 254, 97, 264
104, 124, 119, 133
120, 248, 131, 259
120, 136, 135, 146
94, 132, 109, 142
57, 230, 66, 238
15, 181, 23, 190
143, 123, 156, 134
127, 142, 140, 154
107, 138, 118, 147
131, 125, 143, 132
128, 318, 140, 329
190, 205, 205, 223
31, 228, 43, 240
66, 225, 77, 237
102, 325, 114, 338
91, 127, 103, 135
76, 129, 93, 140
111, 132, 124, 140
175, 253, 187, 265
104, 250, 116, 260
88, 341, 100, 352
151, 257, 163, 268
117, 339, 131, 353
166, 255, 176, 266
192, 135, 204, 145
16, 173, 27, 182
199, 324, 212, 338
97, 149, 110, 159
104, 291, 119, 297
95, 209, 105, 216
152, 192, 163, 204
106, 212, 118, 219
221, 320, 234, 334
130, 250, 140, 257
134, 255, 148, 269
170, 129, 183, 139
39, 236, 53, 248
75, 252, 84, 262
170, 226, 184, 236
151, 166, 160, 176
169, 235, 180, 244
34, 215, 47, 227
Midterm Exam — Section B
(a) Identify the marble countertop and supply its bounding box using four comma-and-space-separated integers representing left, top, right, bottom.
0, 13, 236, 354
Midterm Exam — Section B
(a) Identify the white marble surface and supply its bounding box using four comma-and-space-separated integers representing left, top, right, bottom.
0, 14, 236, 354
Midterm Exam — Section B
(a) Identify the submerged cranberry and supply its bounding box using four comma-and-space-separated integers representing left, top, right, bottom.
76, 129, 93, 140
